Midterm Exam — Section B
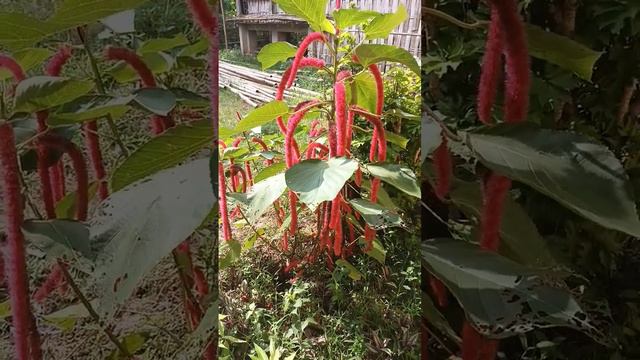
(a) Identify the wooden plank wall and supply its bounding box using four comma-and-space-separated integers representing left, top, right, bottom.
242, 0, 421, 72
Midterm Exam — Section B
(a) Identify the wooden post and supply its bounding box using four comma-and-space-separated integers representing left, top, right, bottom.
219, 0, 229, 49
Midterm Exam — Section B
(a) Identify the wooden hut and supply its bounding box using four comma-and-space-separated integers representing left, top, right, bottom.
231, 0, 421, 65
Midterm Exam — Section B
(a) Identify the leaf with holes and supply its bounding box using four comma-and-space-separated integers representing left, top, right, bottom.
422, 239, 610, 344
349, 198, 403, 230
467, 123, 640, 238
13, 76, 94, 113
285, 158, 358, 210
91, 158, 215, 317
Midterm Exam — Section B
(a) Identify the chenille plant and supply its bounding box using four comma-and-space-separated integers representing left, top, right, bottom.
218, 0, 421, 286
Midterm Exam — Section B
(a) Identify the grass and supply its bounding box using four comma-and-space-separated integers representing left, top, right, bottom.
219, 227, 421, 359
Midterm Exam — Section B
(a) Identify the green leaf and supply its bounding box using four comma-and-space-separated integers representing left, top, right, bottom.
422, 239, 609, 344
467, 123, 640, 238
364, 4, 407, 40
235, 101, 289, 133
254, 162, 287, 183
131, 87, 177, 116
384, 130, 409, 149
111, 120, 212, 191
171, 88, 209, 108
44, 300, 97, 331
138, 33, 189, 54
0, 301, 10, 320
449, 179, 555, 267
285, 158, 358, 210
349, 198, 403, 230
254, 344, 269, 360
422, 292, 460, 344
50, 95, 133, 125
230, 173, 287, 223
365, 239, 386, 264
49, 0, 150, 29
354, 44, 419, 75
366, 163, 420, 198
335, 259, 363, 281
333, 9, 379, 29
92, 159, 215, 317
274, 0, 335, 34
100, 10, 135, 34
178, 37, 209, 57
106, 333, 147, 359
351, 71, 377, 113
257, 42, 298, 70
0, 48, 52, 81
526, 24, 603, 81
0, 13, 58, 50
13, 76, 94, 113
109, 52, 174, 83
55, 182, 99, 220
22, 220, 92, 260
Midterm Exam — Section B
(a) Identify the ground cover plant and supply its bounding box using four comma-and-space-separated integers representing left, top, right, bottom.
422, 0, 640, 359
218, 0, 422, 358
0, 0, 219, 358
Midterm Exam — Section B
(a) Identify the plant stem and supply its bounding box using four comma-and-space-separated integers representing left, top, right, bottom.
76, 28, 129, 158
57, 260, 133, 358
422, 6, 488, 29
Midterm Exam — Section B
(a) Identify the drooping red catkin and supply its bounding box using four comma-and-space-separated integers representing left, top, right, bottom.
83, 122, 109, 200
335, 71, 350, 157
218, 163, 232, 242
479, 173, 511, 252
230, 165, 247, 193
50, 163, 65, 202
33, 263, 65, 303
305, 142, 329, 159
244, 162, 253, 187
0, 123, 33, 360
285, 100, 321, 167
490, 0, 530, 123
0, 54, 26, 82
104, 47, 175, 133
429, 276, 448, 308
333, 215, 343, 256
186, 0, 217, 39
37, 135, 89, 221
477, 6, 503, 125
357, 60, 385, 162
286, 33, 326, 88
351, 106, 387, 162
104, 47, 156, 87
329, 195, 342, 230
461, 322, 499, 360
433, 135, 453, 200
328, 124, 337, 157
45, 45, 72, 76
35, 115, 55, 219
193, 267, 209, 297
